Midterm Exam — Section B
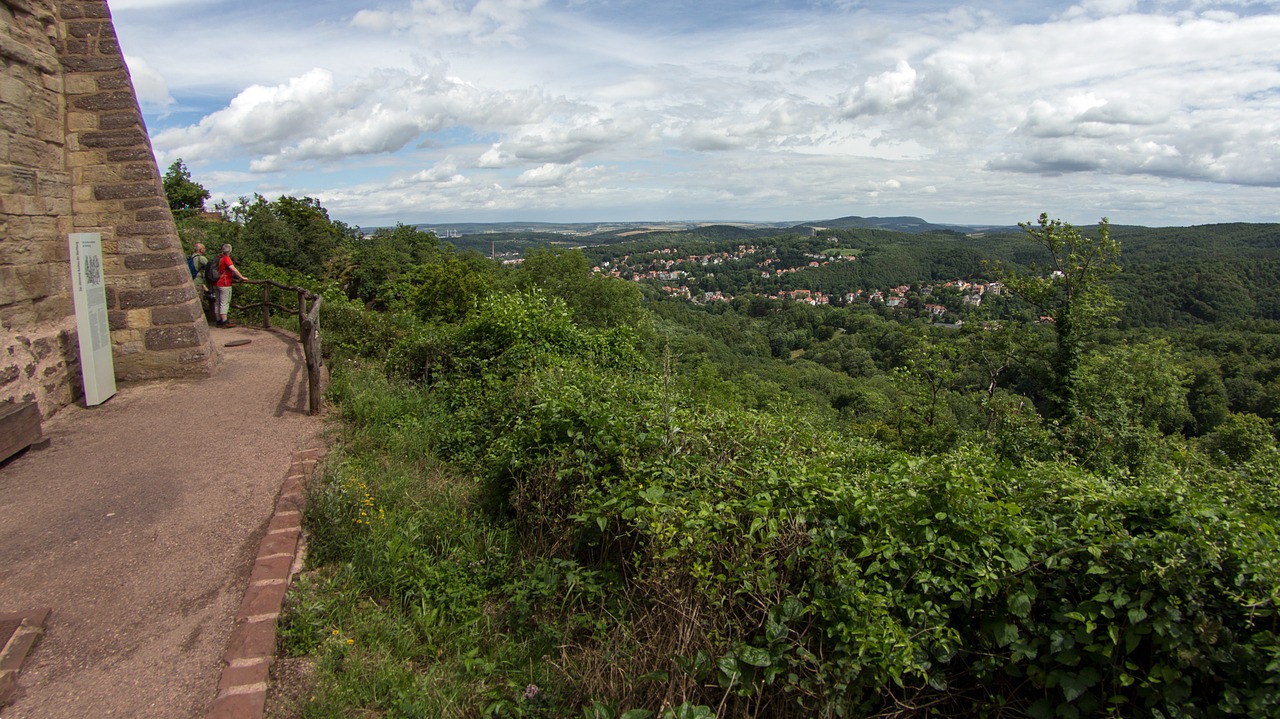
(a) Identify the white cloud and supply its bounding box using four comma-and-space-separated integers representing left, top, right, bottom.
124, 55, 174, 112
478, 118, 643, 167
120, 0, 1280, 225
108, 0, 210, 8
1058, 0, 1141, 20
154, 66, 568, 171
840, 61, 920, 117
347, 0, 549, 45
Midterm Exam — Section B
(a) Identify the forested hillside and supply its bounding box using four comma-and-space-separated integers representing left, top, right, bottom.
167, 167, 1278, 718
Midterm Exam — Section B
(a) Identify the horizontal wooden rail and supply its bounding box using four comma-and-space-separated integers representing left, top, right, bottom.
231, 279, 324, 415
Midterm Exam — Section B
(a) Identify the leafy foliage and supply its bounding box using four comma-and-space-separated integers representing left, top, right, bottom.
161, 168, 1280, 718
161, 159, 209, 216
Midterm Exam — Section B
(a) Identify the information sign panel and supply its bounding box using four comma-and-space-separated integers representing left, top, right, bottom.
68, 232, 117, 406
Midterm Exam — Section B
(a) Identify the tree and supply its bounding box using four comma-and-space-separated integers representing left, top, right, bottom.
1067, 340, 1192, 472
997, 214, 1120, 420
162, 159, 210, 216
226, 194, 358, 278
1201, 412, 1276, 465
520, 247, 645, 330
340, 224, 442, 306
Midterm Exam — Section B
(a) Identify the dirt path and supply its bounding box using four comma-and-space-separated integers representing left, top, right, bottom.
0, 326, 326, 718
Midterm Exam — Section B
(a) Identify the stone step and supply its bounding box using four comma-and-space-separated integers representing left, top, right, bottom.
0, 608, 51, 707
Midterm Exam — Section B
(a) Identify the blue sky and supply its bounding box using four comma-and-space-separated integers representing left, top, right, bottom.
111, 0, 1280, 228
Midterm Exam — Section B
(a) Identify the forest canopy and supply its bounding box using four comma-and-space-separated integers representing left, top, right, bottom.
170, 175, 1280, 718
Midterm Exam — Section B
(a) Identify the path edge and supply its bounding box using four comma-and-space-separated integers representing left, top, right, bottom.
204, 446, 323, 719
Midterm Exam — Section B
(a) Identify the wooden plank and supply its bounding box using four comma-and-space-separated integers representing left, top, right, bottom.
0, 401, 42, 463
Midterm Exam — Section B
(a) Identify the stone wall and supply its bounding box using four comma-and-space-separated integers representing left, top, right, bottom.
1, 0, 216, 419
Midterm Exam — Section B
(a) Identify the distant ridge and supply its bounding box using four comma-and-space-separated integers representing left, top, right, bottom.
396, 216, 1021, 238
804, 215, 1019, 235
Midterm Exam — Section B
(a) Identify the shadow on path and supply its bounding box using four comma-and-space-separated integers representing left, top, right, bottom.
0, 325, 326, 719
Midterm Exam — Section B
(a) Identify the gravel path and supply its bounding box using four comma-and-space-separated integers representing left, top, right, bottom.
0, 326, 326, 719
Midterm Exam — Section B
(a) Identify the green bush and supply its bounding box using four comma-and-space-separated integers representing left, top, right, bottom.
286, 286, 1280, 718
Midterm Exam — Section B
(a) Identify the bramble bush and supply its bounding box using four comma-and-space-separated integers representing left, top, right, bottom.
292, 288, 1280, 718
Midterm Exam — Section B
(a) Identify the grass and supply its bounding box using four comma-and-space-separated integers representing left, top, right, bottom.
268, 366, 576, 719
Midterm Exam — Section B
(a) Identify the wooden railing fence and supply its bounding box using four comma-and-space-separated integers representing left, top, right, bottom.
232, 279, 324, 415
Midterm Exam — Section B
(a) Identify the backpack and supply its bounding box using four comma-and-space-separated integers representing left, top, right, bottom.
205, 256, 222, 286
187, 254, 198, 278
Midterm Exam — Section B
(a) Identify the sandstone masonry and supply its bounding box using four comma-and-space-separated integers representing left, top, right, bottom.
1, 0, 216, 418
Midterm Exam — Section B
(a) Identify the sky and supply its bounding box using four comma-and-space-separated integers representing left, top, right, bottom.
110, 0, 1280, 229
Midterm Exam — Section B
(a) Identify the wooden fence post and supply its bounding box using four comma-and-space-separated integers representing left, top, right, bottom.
300, 295, 324, 415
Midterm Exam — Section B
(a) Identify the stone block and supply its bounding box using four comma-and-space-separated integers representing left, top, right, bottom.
0, 400, 41, 463
12, 136, 61, 168
35, 114, 62, 144
115, 237, 145, 255
206, 690, 266, 719
107, 271, 146, 290
236, 581, 287, 621
149, 267, 189, 289
215, 658, 270, 693
248, 554, 294, 584
145, 234, 179, 251
42, 196, 72, 216
122, 164, 154, 181
123, 197, 165, 211
66, 20, 109, 39
0, 238, 42, 265
107, 309, 128, 330
150, 303, 201, 327
117, 286, 194, 309
59, 55, 123, 73
0, 265, 54, 304
74, 163, 122, 185
37, 173, 71, 199
104, 148, 152, 163
82, 3, 112, 19
144, 325, 200, 351
69, 92, 134, 113
40, 72, 63, 94
0, 166, 39, 195
97, 112, 138, 131
63, 74, 96, 94
179, 346, 212, 365
93, 182, 157, 201
118, 221, 170, 237
95, 72, 131, 91
0, 267, 20, 305
126, 308, 148, 327
123, 251, 181, 270
77, 128, 146, 149
222, 618, 276, 661
0, 302, 35, 331
134, 209, 169, 223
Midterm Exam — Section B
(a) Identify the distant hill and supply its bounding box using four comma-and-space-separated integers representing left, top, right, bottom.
803, 215, 1019, 235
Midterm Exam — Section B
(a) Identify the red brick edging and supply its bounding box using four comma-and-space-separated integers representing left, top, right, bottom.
205, 447, 323, 719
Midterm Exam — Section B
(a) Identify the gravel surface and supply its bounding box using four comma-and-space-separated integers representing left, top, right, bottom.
0, 326, 326, 719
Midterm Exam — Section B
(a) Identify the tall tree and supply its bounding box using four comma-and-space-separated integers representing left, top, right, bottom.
997, 214, 1120, 419
162, 159, 210, 216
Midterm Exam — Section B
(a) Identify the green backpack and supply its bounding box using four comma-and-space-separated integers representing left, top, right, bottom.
205, 257, 222, 286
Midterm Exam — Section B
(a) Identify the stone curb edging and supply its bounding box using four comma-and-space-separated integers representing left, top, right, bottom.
0, 608, 52, 707
205, 447, 323, 719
